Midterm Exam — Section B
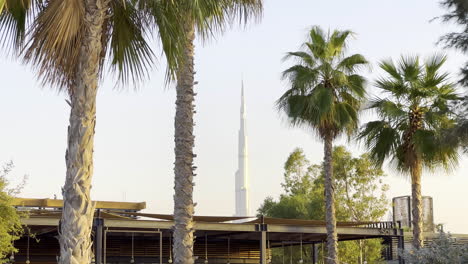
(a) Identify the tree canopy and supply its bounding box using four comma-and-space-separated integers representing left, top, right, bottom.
258, 146, 388, 264
0, 162, 25, 263
277, 26, 368, 141
440, 0, 468, 85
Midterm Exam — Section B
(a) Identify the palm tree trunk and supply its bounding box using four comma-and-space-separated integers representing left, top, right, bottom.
58, 0, 107, 263
411, 161, 424, 250
323, 135, 338, 264
173, 19, 196, 264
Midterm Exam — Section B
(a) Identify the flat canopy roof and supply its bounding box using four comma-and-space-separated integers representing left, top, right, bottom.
21, 209, 402, 244
12, 197, 146, 211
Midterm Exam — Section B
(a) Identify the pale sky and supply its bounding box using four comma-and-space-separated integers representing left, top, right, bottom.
1, 0, 468, 233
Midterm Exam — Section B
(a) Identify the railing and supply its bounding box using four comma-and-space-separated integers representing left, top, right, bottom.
362, 221, 402, 229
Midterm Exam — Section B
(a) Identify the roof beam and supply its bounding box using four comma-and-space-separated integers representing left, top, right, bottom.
12, 198, 146, 210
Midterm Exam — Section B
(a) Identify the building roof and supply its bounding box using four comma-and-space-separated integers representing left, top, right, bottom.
12, 197, 146, 210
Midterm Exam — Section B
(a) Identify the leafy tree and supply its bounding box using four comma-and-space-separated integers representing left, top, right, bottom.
258, 147, 388, 264
277, 26, 369, 264
401, 231, 468, 264
0, 162, 25, 263
0, 1, 184, 262
358, 55, 459, 250
439, 0, 468, 86
438, 1, 468, 162
170, 2, 262, 264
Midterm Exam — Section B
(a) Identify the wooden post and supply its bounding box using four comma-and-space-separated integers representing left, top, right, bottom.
260, 231, 267, 264
93, 213, 103, 264
398, 236, 405, 264
311, 243, 318, 264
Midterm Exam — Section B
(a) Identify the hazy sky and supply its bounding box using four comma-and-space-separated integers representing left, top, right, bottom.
1, 0, 468, 233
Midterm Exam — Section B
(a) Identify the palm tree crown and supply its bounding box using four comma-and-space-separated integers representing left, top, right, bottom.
359, 54, 460, 249
359, 55, 459, 172
0, 0, 185, 87
277, 26, 368, 140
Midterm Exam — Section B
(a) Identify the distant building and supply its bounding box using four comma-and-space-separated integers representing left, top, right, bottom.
392, 195, 468, 254
234, 81, 250, 217
393, 195, 435, 232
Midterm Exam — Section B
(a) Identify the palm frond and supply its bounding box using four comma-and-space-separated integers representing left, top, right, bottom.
313, 84, 334, 119
424, 54, 447, 78
358, 121, 400, 167
306, 26, 327, 60
22, 0, 84, 90
337, 54, 368, 73
399, 55, 421, 82
142, 0, 185, 80
189, 0, 262, 41
108, 0, 155, 86
281, 65, 319, 90
0, 0, 6, 14
0, 0, 41, 53
334, 101, 358, 134
342, 74, 366, 98
282, 51, 315, 67
414, 129, 459, 171
277, 93, 318, 128
368, 98, 407, 121
308, 26, 326, 49
375, 77, 407, 97
379, 59, 402, 81
327, 29, 353, 58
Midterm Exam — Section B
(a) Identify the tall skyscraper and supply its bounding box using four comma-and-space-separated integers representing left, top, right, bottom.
235, 81, 250, 216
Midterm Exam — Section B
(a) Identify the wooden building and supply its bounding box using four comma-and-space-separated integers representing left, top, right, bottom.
9, 198, 404, 264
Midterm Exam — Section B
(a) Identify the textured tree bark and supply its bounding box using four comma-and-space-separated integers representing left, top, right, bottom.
411, 162, 424, 250
58, 0, 107, 263
323, 135, 338, 264
173, 19, 196, 264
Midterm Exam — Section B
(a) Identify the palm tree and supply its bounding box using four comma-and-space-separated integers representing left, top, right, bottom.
359, 55, 459, 249
1, 1, 184, 262
277, 26, 368, 264
171, 2, 262, 264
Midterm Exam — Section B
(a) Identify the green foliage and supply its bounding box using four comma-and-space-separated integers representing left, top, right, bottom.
0, 0, 186, 88
258, 147, 388, 264
359, 55, 460, 174
401, 231, 468, 264
0, 162, 24, 263
439, 0, 468, 86
445, 97, 468, 153
277, 26, 368, 140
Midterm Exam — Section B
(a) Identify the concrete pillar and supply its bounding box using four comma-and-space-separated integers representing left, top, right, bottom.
93, 216, 104, 264
260, 231, 267, 264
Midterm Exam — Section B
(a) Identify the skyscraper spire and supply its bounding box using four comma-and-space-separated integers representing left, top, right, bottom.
235, 80, 250, 216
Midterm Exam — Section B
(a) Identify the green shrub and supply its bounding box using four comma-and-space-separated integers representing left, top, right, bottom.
401, 231, 468, 264
0, 162, 25, 263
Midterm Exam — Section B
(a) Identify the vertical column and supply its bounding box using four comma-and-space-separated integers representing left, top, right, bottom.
93, 212, 103, 264
398, 236, 405, 264
311, 243, 318, 264
260, 231, 267, 264
257, 219, 267, 264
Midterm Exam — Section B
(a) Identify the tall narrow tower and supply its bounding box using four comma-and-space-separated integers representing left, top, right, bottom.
235, 81, 250, 216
